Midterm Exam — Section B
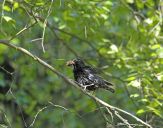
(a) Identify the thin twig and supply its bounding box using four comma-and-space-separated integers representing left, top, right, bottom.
84, 26, 87, 38
9, 21, 37, 41
0, 66, 14, 76
30, 38, 43, 42
149, 0, 163, 34
0, 0, 6, 24
29, 101, 80, 127
41, 0, 54, 53
116, 123, 144, 127
7, 89, 28, 127
105, 107, 114, 123
48, 101, 82, 118
28, 106, 49, 127
95, 101, 112, 125
48, 101, 68, 111
0, 124, 8, 128
114, 110, 133, 128
0, 109, 12, 128
41, 20, 46, 52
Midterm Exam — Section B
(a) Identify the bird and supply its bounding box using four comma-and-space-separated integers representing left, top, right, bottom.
66, 59, 115, 93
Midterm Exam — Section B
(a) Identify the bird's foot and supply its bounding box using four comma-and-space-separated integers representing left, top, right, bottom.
83, 86, 87, 91
82, 84, 94, 91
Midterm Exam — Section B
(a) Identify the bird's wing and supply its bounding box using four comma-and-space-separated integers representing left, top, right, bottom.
83, 68, 102, 85
84, 70, 115, 92
84, 66, 97, 74
83, 67, 113, 86
74, 68, 93, 85
97, 75, 114, 86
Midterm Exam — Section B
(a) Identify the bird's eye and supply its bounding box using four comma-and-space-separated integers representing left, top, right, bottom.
73, 59, 78, 63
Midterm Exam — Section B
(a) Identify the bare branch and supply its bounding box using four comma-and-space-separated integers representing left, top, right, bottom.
41, 0, 54, 53
0, 0, 6, 24
0, 109, 12, 128
28, 106, 48, 127
114, 110, 133, 128
9, 21, 37, 41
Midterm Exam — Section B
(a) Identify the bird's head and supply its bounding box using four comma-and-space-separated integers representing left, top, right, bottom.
66, 59, 85, 69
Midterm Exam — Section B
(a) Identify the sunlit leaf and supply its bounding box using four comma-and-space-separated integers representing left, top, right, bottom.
137, 109, 145, 115
130, 93, 139, 98
144, 18, 153, 24
139, 98, 149, 103
155, 72, 163, 81
107, 44, 118, 54
150, 44, 160, 50
0, 45, 8, 54
156, 47, 163, 58
126, 0, 134, 4
3, 5, 11, 12
13, 2, 19, 10
126, 76, 136, 81
128, 79, 141, 88
3, 16, 14, 22
147, 106, 163, 118
149, 99, 162, 108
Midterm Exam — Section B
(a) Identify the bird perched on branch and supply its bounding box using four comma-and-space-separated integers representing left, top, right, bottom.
66, 59, 115, 93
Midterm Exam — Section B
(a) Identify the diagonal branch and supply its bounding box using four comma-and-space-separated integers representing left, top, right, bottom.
0, 39, 152, 128
9, 21, 37, 41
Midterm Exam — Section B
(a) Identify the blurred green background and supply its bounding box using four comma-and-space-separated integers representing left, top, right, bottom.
0, 0, 163, 127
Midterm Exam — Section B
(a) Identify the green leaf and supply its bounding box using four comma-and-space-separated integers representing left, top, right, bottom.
139, 98, 149, 103
13, 2, 19, 10
0, 45, 8, 54
150, 44, 160, 50
126, 76, 135, 81
156, 47, 163, 58
144, 18, 153, 25
110, 44, 118, 52
147, 106, 163, 118
149, 99, 162, 108
155, 72, 163, 81
126, 0, 134, 4
3, 5, 11, 12
36, 2, 44, 6
128, 79, 141, 88
130, 94, 139, 98
137, 109, 145, 115
3, 16, 14, 22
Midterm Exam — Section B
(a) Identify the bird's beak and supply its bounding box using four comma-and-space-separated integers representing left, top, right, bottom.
66, 60, 75, 66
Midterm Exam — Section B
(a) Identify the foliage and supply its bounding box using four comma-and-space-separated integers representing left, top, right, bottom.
0, 0, 163, 127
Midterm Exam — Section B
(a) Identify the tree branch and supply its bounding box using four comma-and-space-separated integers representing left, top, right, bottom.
9, 21, 37, 41
0, 40, 152, 128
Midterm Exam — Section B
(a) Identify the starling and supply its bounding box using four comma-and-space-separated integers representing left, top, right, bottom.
66, 59, 115, 93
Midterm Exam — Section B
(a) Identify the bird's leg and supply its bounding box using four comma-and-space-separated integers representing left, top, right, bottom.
83, 86, 87, 91
83, 84, 94, 90
77, 84, 87, 90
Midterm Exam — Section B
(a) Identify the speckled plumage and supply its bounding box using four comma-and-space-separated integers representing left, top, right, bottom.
67, 59, 115, 93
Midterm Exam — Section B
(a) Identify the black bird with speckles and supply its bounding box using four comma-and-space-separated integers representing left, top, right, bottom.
66, 59, 115, 93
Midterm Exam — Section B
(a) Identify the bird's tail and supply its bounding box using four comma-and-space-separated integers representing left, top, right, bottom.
102, 85, 115, 93
102, 81, 115, 93
104, 80, 114, 86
